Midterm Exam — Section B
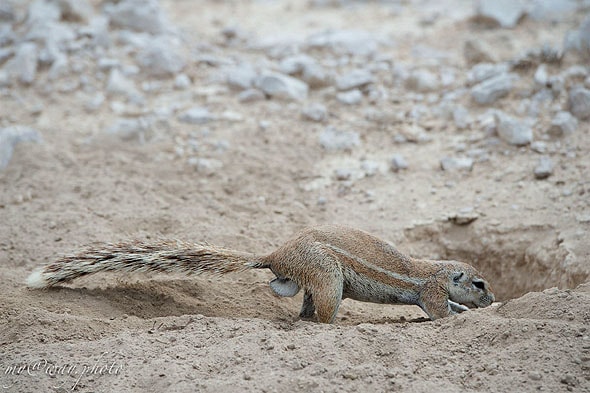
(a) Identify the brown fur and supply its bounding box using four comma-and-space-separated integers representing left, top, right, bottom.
27, 225, 495, 323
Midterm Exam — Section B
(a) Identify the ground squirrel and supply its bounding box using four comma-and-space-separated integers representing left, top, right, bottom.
27, 225, 495, 323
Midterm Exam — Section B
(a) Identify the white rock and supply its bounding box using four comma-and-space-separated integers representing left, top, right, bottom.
178, 107, 214, 124
237, 89, 265, 102
467, 63, 510, 84
337, 89, 363, 105
85, 93, 105, 112
301, 103, 328, 122
47, 53, 68, 80
361, 160, 379, 176
106, 0, 169, 34
0, 126, 42, 170
334, 168, 352, 181
26, 0, 60, 28
279, 54, 329, 88
188, 157, 223, 175
319, 127, 360, 151
440, 157, 474, 171
106, 69, 138, 97
453, 106, 470, 130
255, 72, 308, 101
174, 74, 191, 89
471, 73, 518, 104
306, 29, 379, 56
548, 111, 578, 137
390, 154, 408, 171
335, 69, 373, 91
534, 64, 549, 87
107, 117, 153, 142
225, 64, 257, 90
568, 86, 590, 120
475, 0, 527, 28
534, 156, 554, 179
405, 70, 439, 92
4, 42, 38, 85
136, 36, 185, 77
494, 112, 533, 146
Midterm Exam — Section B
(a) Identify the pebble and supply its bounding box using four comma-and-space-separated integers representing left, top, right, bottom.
568, 86, 590, 120
5, 42, 38, 85
106, 68, 139, 98
279, 54, 329, 87
0, 126, 42, 170
361, 160, 379, 176
336, 89, 363, 105
85, 92, 105, 112
225, 64, 257, 90
174, 74, 191, 90
440, 157, 474, 171
255, 72, 309, 101
319, 127, 360, 151
467, 63, 510, 84
530, 141, 547, 154
475, 0, 527, 28
178, 107, 215, 125
188, 157, 223, 175
390, 154, 408, 172
306, 29, 378, 56
471, 73, 518, 104
548, 111, 578, 137
528, 371, 542, 381
564, 15, 590, 59
106, 0, 169, 34
534, 156, 554, 180
237, 88, 265, 103
405, 70, 439, 92
136, 36, 185, 77
495, 112, 533, 146
448, 207, 479, 225
334, 168, 352, 181
107, 117, 153, 142
301, 103, 328, 122
335, 69, 373, 91
453, 106, 470, 130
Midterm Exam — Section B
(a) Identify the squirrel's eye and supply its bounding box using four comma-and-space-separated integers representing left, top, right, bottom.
472, 280, 485, 290
453, 272, 464, 283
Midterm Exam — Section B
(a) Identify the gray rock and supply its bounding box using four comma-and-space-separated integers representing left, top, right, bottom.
106, 69, 138, 97
174, 74, 191, 89
178, 107, 215, 125
390, 154, 408, 171
534, 156, 554, 179
106, 0, 168, 34
530, 141, 547, 154
563, 15, 590, 59
440, 156, 474, 171
467, 63, 510, 84
475, 0, 527, 28
334, 168, 352, 181
405, 70, 439, 92
301, 103, 327, 122
188, 157, 223, 175
448, 207, 479, 225
237, 88, 265, 103
225, 64, 257, 90
568, 86, 590, 120
47, 53, 68, 80
279, 54, 329, 88
495, 112, 533, 146
336, 69, 373, 91
463, 39, 498, 64
136, 36, 185, 77
255, 72, 309, 101
361, 160, 380, 176
453, 106, 470, 130
548, 111, 578, 137
534, 64, 549, 87
0, 126, 42, 170
319, 127, 360, 151
26, 0, 61, 27
4, 42, 38, 85
336, 89, 363, 105
306, 29, 379, 56
471, 73, 518, 104
85, 93, 105, 113
107, 117, 154, 142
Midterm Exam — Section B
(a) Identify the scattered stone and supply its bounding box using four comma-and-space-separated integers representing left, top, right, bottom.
534, 156, 554, 179
4, 42, 38, 85
405, 70, 439, 92
440, 157, 474, 171
563, 15, 590, 59
106, 0, 169, 34
178, 107, 215, 125
85, 93, 105, 113
306, 29, 379, 56
495, 112, 533, 146
301, 103, 327, 122
448, 207, 479, 225
530, 141, 547, 154
453, 106, 470, 130
188, 157, 223, 175
361, 160, 379, 176
390, 154, 408, 172
467, 63, 510, 84
475, 0, 527, 28
334, 168, 352, 181
463, 39, 498, 64
225, 64, 257, 90
336, 89, 362, 105
396, 124, 432, 144
335, 69, 373, 91
0, 126, 42, 170
527, 371, 542, 381
319, 127, 360, 151
568, 86, 590, 120
136, 36, 185, 77
174, 74, 191, 90
279, 54, 329, 88
548, 111, 578, 137
107, 117, 154, 142
237, 89, 265, 103
255, 72, 309, 101
471, 73, 518, 104
106, 69, 139, 98
534, 64, 549, 87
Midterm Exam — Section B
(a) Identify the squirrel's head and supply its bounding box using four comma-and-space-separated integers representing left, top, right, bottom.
445, 262, 495, 309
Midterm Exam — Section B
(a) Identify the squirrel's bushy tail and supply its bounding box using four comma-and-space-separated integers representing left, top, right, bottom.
26, 239, 265, 288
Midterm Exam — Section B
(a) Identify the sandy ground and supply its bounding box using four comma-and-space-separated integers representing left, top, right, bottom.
1, 0, 590, 392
